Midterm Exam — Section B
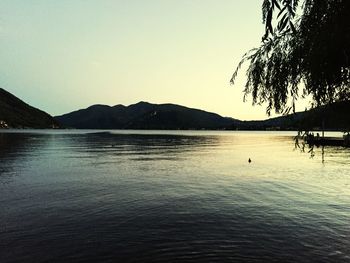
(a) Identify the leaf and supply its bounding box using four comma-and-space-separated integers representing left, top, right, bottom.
262, 0, 271, 22
289, 21, 297, 34
277, 5, 287, 18
278, 13, 289, 32
266, 8, 273, 29
272, 0, 281, 9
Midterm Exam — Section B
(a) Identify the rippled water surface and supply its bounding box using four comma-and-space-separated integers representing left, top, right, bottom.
1, 130, 350, 262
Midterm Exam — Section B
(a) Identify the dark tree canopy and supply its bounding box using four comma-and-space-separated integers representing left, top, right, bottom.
231, 0, 350, 115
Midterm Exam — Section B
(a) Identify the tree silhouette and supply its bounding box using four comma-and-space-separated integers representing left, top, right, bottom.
231, 0, 350, 115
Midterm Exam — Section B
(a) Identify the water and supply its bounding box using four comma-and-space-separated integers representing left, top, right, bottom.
1, 130, 350, 262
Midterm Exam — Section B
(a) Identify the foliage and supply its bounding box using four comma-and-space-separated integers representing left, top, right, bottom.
231, 0, 350, 115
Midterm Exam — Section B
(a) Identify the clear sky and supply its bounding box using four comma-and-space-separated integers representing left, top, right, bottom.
0, 0, 287, 120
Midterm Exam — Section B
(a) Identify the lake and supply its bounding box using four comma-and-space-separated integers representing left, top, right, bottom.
1, 130, 350, 262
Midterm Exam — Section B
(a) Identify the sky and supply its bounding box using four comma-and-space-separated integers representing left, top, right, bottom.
0, 0, 302, 120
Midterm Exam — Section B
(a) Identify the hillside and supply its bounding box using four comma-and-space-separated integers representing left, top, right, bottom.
240, 101, 350, 131
55, 100, 350, 131
55, 102, 239, 129
297, 101, 350, 130
0, 88, 60, 129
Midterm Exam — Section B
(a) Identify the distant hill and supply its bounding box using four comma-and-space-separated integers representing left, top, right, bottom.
55, 102, 239, 129
239, 100, 350, 131
55, 100, 350, 131
2, 86, 347, 130
297, 101, 350, 131
0, 88, 60, 129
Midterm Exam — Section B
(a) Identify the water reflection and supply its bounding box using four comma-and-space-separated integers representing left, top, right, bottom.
0, 133, 51, 179
294, 135, 350, 164
41, 132, 223, 167
0, 131, 350, 262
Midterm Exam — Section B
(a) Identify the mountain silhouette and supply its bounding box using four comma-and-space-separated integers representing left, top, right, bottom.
1, 86, 348, 131
55, 100, 350, 131
237, 101, 350, 131
55, 102, 239, 129
0, 88, 60, 129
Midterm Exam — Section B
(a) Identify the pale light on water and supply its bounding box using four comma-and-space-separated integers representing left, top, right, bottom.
1, 130, 350, 262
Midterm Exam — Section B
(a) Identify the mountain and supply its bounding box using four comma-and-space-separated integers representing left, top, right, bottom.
0, 88, 60, 129
237, 100, 350, 131
2, 86, 347, 130
55, 100, 350, 131
55, 102, 239, 129
296, 101, 350, 130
